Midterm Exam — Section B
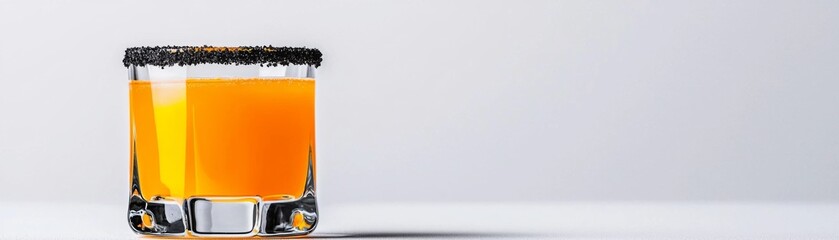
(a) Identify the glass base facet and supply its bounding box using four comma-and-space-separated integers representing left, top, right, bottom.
128, 195, 318, 237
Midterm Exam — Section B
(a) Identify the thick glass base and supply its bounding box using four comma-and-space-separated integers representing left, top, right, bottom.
128, 194, 318, 237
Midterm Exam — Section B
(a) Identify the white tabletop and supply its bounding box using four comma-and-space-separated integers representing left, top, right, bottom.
1, 202, 837, 239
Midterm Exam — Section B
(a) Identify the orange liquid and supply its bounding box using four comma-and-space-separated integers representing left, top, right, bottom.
129, 78, 315, 200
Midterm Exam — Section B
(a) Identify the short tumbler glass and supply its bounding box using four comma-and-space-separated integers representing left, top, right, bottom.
124, 46, 322, 237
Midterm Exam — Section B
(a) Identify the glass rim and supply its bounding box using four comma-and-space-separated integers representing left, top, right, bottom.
123, 45, 322, 68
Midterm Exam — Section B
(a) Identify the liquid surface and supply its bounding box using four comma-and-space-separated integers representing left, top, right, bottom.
130, 78, 315, 200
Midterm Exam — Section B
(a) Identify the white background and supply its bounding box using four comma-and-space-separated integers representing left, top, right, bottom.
0, 0, 838, 209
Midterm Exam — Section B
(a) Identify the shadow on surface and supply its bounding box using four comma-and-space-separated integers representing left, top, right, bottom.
308, 232, 531, 238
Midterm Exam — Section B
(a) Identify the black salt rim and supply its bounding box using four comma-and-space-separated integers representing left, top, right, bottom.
123, 46, 322, 68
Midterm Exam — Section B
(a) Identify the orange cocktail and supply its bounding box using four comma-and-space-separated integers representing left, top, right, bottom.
130, 78, 315, 200
125, 46, 321, 237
